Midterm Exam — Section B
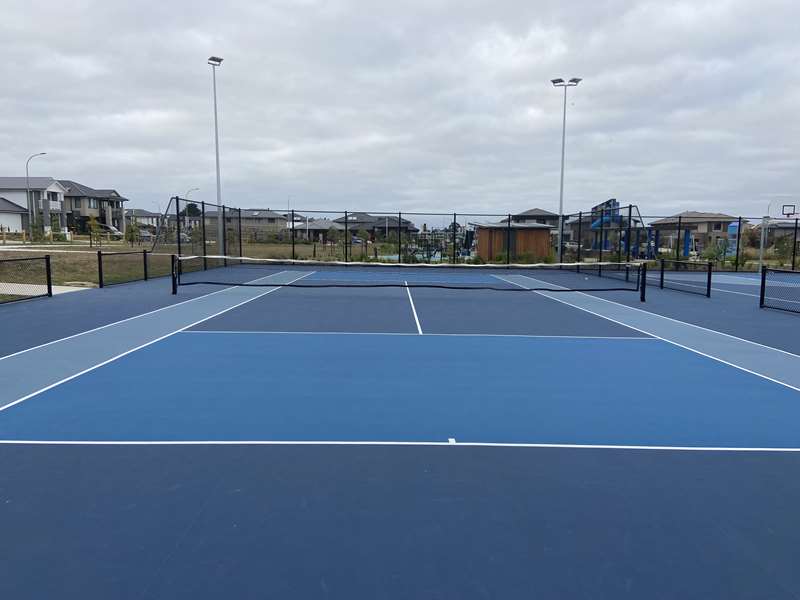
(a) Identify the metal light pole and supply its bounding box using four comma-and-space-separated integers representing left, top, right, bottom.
208, 56, 224, 251
25, 152, 47, 243
551, 77, 581, 262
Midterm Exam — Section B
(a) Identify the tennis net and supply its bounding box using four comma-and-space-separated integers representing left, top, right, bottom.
760, 267, 800, 314
171, 255, 647, 298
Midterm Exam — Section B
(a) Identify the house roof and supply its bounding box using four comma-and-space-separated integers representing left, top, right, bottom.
649, 211, 737, 225
514, 208, 558, 217
0, 177, 65, 191
0, 197, 27, 213
125, 208, 160, 217
59, 180, 128, 201
301, 219, 344, 231
476, 222, 554, 230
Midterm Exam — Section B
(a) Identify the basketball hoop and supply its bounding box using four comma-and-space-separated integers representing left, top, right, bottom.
782, 204, 797, 218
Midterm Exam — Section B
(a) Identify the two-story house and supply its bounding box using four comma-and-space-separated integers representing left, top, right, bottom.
0, 177, 68, 233
59, 180, 127, 234
649, 211, 738, 254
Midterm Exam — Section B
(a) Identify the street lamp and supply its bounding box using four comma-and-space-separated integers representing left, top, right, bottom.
208, 56, 224, 250
25, 152, 47, 242
185, 187, 200, 199
551, 77, 582, 262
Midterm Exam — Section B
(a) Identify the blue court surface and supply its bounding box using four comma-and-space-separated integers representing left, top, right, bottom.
2, 263, 800, 599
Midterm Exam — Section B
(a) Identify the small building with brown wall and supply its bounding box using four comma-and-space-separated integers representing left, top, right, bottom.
475, 222, 553, 262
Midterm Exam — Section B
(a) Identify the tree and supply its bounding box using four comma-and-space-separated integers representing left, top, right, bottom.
326, 227, 340, 244
126, 219, 140, 246
88, 216, 101, 247
180, 203, 201, 217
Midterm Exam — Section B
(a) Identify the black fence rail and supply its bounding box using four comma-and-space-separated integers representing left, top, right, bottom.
760, 267, 800, 314
0, 256, 52, 304
97, 250, 156, 287
652, 259, 713, 297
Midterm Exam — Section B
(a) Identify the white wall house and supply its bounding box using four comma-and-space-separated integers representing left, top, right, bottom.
0, 177, 68, 233
0, 197, 27, 232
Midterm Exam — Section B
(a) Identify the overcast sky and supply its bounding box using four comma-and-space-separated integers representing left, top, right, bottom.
2, 0, 798, 218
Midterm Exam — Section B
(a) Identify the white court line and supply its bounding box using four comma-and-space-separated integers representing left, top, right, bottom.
494, 274, 800, 393
0, 271, 314, 414
180, 330, 657, 340
1, 439, 800, 452
404, 281, 423, 335
0, 271, 290, 362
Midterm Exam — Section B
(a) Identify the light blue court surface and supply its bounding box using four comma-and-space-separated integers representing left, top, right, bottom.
1, 331, 799, 447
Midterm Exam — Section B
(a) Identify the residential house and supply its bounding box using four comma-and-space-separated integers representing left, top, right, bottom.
333, 213, 418, 238
503, 208, 560, 228
0, 197, 27, 232
59, 180, 127, 234
0, 177, 68, 232
294, 218, 344, 242
649, 211, 737, 254
125, 208, 162, 231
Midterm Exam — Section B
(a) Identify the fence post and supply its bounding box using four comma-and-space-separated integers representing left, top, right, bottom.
792, 218, 798, 271
143, 250, 149, 281
626, 205, 633, 264
599, 208, 605, 264
238, 208, 243, 262
506, 214, 511, 265
222, 205, 227, 266
576, 211, 582, 270
759, 265, 767, 307
452, 213, 457, 264
558, 213, 565, 264
344, 210, 349, 262
660, 258, 665, 289
640, 262, 647, 302
706, 261, 712, 298
397, 212, 402, 262
675, 215, 682, 260
171, 254, 178, 295
291, 209, 296, 260
201, 201, 207, 270
97, 250, 104, 288
735, 216, 742, 272
45, 255, 53, 297
175, 197, 182, 257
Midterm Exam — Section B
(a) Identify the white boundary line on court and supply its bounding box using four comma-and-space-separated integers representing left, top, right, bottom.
0, 271, 314, 414
404, 281, 423, 335
493, 274, 800, 393
1, 439, 800, 452
0, 272, 295, 363
180, 331, 658, 340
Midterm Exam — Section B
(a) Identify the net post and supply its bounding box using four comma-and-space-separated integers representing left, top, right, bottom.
45, 255, 53, 297
558, 213, 565, 265
734, 216, 742, 271
576, 211, 582, 271
238, 208, 243, 263
452, 213, 457, 264
175, 197, 182, 257
344, 210, 349, 262
397, 212, 402, 262
625, 205, 633, 263
143, 250, 149, 281
792, 218, 798, 271
506, 214, 511, 266
759, 264, 767, 307
640, 262, 647, 302
97, 250, 104, 288
675, 215, 682, 260
222, 205, 227, 266
706, 261, 712, 298
660, 258, 665, 289
201, 201, 207, 270
171, 254, 178, 295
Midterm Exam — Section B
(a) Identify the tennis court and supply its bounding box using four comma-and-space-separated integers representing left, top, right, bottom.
2, 257, 800, 599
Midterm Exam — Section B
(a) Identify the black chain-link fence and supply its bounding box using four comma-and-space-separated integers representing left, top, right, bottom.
760, 267, 800, 313
0, 256, 52, 304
